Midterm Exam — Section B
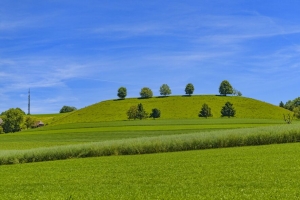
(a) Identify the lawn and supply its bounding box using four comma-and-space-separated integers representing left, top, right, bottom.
0, 143, 299, 199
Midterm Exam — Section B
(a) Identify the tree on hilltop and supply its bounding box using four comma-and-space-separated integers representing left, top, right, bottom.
140, 87, 153, 98
117, 87, 127, 99
185, 83, 194, 96
219, 80, 233, 96
159, 84, 171, 96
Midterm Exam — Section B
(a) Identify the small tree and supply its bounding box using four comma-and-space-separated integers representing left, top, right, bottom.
60, 106, 77, 113
219, 80, 233, 96
233, 88, 242, 96
279, 101, 285, 108
24, 116, 36, 129
159, 84, 171, 96
127, 106, 138, 120
140, 87, 153, 98
150, 108, 161, 119
221, 101, 236, 118
136, 103, 148, 120
1, 108, 25, 133
293, 107, 300, 119
117, 87, 127, 99
198, 103, 213, 118
185, 83, 194, 96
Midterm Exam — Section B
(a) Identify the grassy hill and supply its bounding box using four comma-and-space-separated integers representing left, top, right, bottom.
52, 95, 292, 124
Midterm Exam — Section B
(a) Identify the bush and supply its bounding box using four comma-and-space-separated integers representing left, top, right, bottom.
60, 106, 77, 113
199, 103, 213, 118
150, 108, 161, 119
221, 102, 236, 118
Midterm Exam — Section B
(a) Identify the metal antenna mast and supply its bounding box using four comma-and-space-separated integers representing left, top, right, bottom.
28, 89, 31, 115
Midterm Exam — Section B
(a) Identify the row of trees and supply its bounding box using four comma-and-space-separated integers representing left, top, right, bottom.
126, 101, 236, 120
199, 102, 236, 118
279, 97, 300, 119
118, 80, 242, 99
127, 103, 161, 120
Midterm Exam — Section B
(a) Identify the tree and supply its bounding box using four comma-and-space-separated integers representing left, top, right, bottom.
140, 87, 153, 98
136, 103, 148, 120
117, 87, 127, 99
221, 102, 236, 118
293, 107, 300, 119
198, 103, 213, 118
233, 88, 242, 96
127, 106, 138, 120
185, 83, 194, 96
279, 101, 285, 108
1, 108, 25, 133
219, 80, 233, 96
159, 84, 171, 96
150, 108, 161, 119
24, 116, 36, 129
60, 106, 77, 113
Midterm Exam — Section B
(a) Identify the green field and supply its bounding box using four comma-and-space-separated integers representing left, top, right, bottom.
51, 95, 292, 124
1, 95, 299, 199
1, 143, 300, 199
0, 119, 287, 150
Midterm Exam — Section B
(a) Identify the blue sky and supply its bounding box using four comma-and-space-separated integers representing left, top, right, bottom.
1, 1, 300, 114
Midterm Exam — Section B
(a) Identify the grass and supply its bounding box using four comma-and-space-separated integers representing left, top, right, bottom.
0, 143, 300, 199
1, 123, 300, 165
0, 119, 286, 150
51, 95, 293, 124
30, 113, 69, 125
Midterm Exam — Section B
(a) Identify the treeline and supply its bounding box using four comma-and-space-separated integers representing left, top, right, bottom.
279, 97, 300, 119
118, 80, 242, 99
127, 101, 236, 120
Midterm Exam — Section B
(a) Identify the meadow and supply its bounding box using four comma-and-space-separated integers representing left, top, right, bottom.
1, 95, 299, 199
1, 143, 300, 199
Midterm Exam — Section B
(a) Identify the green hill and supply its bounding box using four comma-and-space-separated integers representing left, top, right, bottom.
52, 95, 292, 125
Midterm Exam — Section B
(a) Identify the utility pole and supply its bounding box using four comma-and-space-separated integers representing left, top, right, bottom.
28, 89, 31, 115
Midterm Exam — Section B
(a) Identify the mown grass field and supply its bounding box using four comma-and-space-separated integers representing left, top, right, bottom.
0, 119, 286, 150
1, 143, 300, 199
52, 95, 292, 124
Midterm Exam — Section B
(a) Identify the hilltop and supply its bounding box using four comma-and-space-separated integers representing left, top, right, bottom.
51, 95, 292, 125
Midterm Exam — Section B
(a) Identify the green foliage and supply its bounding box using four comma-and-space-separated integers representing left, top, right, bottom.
0, 126, 3, 134
127, 106, 138, 120
221, 101, 236, 118
140, 87, 153, 98
136, 103, 148, 120
60, 106, 77, 113
24, 116, 36, 129
150, 108, 161, 119
159, 84, 171, 96
284, 97, 300, 111
117, 87, 127, 99
293, 107, 300, 119
185, 83, 194, 95
199, 103, 213, 118
279, 101, 285, 107
233, 88, 242, 96
1, 108, 25, 133
219, 80, 233, 96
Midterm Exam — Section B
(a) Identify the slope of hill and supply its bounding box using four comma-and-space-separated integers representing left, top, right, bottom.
51, 95, 292, 125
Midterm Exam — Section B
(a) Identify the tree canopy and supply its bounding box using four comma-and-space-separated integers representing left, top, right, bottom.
198, 103, 213, 118
60, 106, 77, 113
159, 84, 171, 96
117, 87, 127, 99
150, 108, 161, 119
221, 101, 236, 118
1, 108, 25, 133
219, 80, 233, 96
140, 87, 153, 98
185, 83, 194, 95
